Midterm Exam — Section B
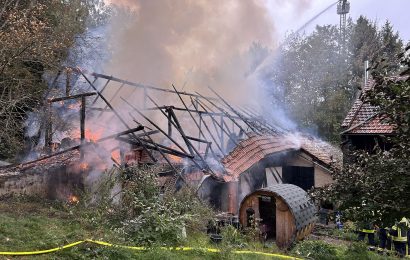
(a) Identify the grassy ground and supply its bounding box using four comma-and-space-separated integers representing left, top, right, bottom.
0, 197, 401, 259
0, 197, 288, 259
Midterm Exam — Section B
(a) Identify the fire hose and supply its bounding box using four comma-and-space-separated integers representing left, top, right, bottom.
0, 239, 301, 259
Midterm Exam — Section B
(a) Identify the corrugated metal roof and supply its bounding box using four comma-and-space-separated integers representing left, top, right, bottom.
256, 184, 316, 232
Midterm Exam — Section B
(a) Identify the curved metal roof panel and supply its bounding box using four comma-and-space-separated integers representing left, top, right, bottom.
259, 184, 316, 232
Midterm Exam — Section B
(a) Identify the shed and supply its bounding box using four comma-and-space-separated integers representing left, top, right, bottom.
239, 184, 316, 248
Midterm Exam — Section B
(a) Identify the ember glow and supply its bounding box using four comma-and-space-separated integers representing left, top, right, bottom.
168, 154, 183, 164
111, 149, 121, 164
70, 128, 104, 142
68, 195, 79, 204
79, 162, 89, 171
67, 102, 81, 110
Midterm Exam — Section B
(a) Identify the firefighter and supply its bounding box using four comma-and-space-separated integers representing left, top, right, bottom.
389, 217, 409, 257
376, 224, 391, 254
357, 222, 376, 246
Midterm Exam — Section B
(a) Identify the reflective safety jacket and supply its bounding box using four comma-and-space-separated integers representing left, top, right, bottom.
390, 218, 409, 243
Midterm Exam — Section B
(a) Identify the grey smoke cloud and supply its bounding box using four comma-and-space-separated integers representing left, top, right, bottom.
104, 0, 276, 105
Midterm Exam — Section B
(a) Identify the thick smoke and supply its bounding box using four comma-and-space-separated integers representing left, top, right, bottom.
104, 0, 275, 105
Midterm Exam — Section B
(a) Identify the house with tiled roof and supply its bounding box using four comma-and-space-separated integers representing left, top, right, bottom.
197, 132, 341, 214
341, 79, 395, 153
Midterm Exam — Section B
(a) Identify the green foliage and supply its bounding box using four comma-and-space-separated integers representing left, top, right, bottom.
312, 44, 410, 226
271, 16, 404, 142
341, 242, 396, 260
0, 0, 110, 160
292, 240, 338, 260
116, 165, 214, 247
329, 228, 357, 242
220, 225, 248, 249
0, 196, 285, 259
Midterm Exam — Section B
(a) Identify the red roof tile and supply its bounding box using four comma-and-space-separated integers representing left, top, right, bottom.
342, 80, 394, 135
220, 133, 341, 181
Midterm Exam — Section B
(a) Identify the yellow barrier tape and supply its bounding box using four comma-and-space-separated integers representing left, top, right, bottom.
0, 239, 302, 259
0, 241, 85, 256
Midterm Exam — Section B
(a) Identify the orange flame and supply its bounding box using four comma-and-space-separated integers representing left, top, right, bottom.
67, 102, 81, 110
167, 145, 183, 163
79, 162, 89, 170
68, 195, 79, 204
70, 128, 104, 142
168, 154, 183, 163
111, 150, 121, 164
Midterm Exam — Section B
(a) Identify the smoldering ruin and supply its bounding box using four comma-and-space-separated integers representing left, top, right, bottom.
0, 66, 341, 247
0, 0, 345, 249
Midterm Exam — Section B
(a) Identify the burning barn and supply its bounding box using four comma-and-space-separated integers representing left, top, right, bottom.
0, 68, 341, 245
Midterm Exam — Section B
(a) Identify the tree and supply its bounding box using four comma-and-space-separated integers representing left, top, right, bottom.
312, 45, 410, 226
0, 0, 109, 160
348, 16, 380, 91
378, 20, 403, 74
268, 16, 404, 143
270, 25, 351, 141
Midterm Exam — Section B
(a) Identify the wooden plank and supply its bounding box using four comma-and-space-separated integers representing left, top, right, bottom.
275, 198, 295, 248
80, 96, 86, 160
48, 92, 96, 103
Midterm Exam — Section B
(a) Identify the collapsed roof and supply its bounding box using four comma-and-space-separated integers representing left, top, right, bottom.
3, 68, 341, 186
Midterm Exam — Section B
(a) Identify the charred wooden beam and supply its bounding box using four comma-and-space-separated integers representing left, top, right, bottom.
8, 126, 145, 168
195, 92, 249, 137
80, 96, 86, 160
241, 106, 281, 134
190, 97, 224, 155
143, 131, 189, 187
186, 135, 210, 144
169, 86, 202, 155
208, 86, 259, 134
97, 83, 125, 118
91, 78, 110, 105
65, 69, 71, 96
121, 98, 189, 156
96, 126, 145, 142
122, 97, 205, 170
168, 105, 207, 162
143, 106, 241, 119
44, 103, 53, 153
171, 84, 217, 158
50, 70, 62, 89
147, 95, 215, 159
167, 108, 172, 137
195, 99, 239, 147
88, 107, 112, 112
236, 107, 270, 134
91, 72, 218, 101
116, 137, 193, 159
117, 134, 191, 187
80, 71, 157, 163
139, 127, 181, 178
48, 92, 96, 103
15, 145, 81, 167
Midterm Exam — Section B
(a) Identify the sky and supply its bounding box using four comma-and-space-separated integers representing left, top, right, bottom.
268, 0, 410, 42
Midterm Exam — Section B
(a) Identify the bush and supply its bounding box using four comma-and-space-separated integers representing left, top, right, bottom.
115, 165, 214, 247
292, 240, 338, 260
